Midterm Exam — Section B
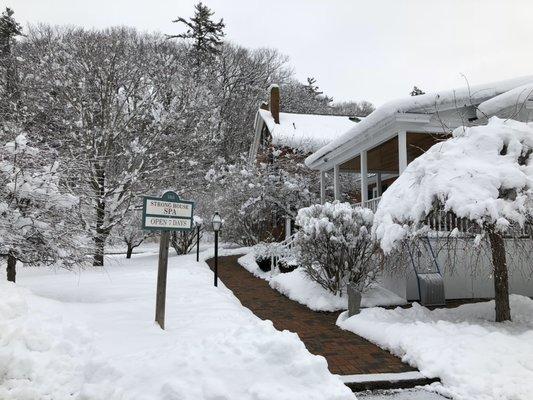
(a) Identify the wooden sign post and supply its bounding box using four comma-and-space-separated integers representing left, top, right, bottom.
142, 191, 194, 330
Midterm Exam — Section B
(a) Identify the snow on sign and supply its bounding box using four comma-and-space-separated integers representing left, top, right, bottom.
142, 191, 195, 231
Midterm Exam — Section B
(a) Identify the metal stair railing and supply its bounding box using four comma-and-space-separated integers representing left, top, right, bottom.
270, 235, 296, 276
407, 237, 446, 306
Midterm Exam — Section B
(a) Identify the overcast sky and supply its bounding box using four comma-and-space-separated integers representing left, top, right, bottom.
9, 0, 533, 105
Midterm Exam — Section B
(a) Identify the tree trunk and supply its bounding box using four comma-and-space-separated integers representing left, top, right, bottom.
93, 234, 105, 266
6, 253, 16, 283
92, 164, 106, 267
126, 244, 133, 259
488, 230, 511, 322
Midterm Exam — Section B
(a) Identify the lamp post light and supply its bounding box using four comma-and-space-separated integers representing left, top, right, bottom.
212, 212, 222, 287
195, 217, 203, 262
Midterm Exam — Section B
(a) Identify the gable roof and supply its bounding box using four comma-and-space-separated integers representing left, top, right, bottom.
305, 75, 533, 168
257, 109, 359, 154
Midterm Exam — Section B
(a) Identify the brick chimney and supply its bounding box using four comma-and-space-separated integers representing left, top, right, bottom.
269, 84, 280, 124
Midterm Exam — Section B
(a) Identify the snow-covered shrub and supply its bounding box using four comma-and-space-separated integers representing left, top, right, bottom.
294, 202, 378, 296
253, 243, 273, 272
277, 258, 298, 273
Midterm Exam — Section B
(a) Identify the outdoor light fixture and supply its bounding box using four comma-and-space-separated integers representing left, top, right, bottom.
212, 212, 222, 287
212, 212, 222, 232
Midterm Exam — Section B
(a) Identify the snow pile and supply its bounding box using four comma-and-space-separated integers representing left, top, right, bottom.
306, 75, 533, 166
142, 320, 353, 400
338, 295, 533, 400
10, 250, 354, 400
270, 268, 348, 312
239, 252, 406, 312
373, 117, 533, 253
259, 109, 357, 153
0, 281, 124, 400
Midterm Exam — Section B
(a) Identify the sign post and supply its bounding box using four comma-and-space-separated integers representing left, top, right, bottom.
155, 230, 170, 329
142, 191, 194, 330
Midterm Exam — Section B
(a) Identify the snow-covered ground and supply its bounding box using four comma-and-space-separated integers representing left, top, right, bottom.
239, 253, 406, 312
338, 296, 533, 400
1, 246, 354, 400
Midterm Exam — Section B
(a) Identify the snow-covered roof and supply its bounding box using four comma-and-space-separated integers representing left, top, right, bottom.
477, 82, 533, 119
258, 109, 358, 153
306, 75, 533, 167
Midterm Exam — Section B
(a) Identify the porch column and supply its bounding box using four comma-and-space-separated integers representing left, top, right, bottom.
376, 172, 382, 197
398, 131, 408, 174
285, 216, 292, 240
333, 165, 341, 201
360, 150, 368, 203
320, 171, 326, 204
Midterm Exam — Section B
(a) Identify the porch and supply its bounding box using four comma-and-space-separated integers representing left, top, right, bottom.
319, 131, 444, 206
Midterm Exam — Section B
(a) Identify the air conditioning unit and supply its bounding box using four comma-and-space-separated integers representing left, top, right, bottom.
418, 273, 445, 307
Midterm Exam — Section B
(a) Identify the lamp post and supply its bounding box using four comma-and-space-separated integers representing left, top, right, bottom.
212, 212, 222, 287
195, 218, 203, 262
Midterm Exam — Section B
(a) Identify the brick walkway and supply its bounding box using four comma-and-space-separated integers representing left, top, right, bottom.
207, 255, 415, 375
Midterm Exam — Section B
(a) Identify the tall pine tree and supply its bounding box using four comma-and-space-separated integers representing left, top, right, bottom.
410, 86, 425, 96
169, 2, 225, 57
0, 7, 23, 117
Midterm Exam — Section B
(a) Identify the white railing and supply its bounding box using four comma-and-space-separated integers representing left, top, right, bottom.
354, 197, 531, 238
355, 196, 382, 213
270, 235, 296, 276
425, 209, 531, 238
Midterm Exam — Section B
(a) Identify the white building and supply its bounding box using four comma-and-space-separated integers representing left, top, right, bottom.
305, 76, 533, 302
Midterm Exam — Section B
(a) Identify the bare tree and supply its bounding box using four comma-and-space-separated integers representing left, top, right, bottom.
19, 27, 173, 265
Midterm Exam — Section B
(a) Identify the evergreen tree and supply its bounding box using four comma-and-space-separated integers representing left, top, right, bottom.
410, 86, 425, 96
0, 7, 23, 116
0, 8, 22, 56
169, 2, 225, 56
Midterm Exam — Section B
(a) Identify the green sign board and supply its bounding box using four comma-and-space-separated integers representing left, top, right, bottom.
142, 191, 195, 231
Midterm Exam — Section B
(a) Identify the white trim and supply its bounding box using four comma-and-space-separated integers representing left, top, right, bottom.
334, 165, 341, 201
248, 110, 266, 164
398, 131, 407, 174
360, 150, 368, 202
320, 171, 326, 204
395, 113, 432, 123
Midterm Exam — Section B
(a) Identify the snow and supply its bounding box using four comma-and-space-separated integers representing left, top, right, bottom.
270, 267, 348, 312
338, 295, 533, 400
306, 75, 533, 167
239, 252, 406, 312
2, 247, 354, 400
258, 109, 358, 153
372, 117, 533, 253
477, 82, 533, 119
